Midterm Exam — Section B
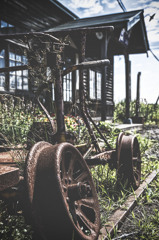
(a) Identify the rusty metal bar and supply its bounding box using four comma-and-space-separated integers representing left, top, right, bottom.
54, 65, 66, 142
85, 157, 109, 166
0, 32, 61, 42
37, 98, 56, 134
47, 25, 114, 34
91, 149, 116, 159
79, 31, 101, 153
62, 59, 110, 76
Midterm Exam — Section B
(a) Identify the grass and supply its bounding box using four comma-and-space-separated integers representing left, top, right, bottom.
114, 177, 159, 240
0, 96, 159, 239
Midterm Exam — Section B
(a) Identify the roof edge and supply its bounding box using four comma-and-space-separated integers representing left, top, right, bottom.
50, 0, 79, 20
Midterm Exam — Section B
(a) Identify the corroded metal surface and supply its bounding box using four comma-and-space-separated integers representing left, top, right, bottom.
25, 142, 100, 240
0, 166, 19, 191
116, 133, 141, 189
85, 150, 116, 167
55, 143, 100, 240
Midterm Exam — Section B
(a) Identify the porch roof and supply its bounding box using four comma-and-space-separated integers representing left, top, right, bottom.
0, 0, 78, 33
47, 9, 149, 55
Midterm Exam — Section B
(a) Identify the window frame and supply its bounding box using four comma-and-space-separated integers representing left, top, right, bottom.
9, 50, 28, 91
63, 72, 72, 102
0, 43, 29, 92
89, 69, 102, 101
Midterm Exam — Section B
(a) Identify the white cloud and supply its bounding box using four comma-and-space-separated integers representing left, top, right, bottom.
81, 5, 104, 17
62, 0, 104, 17
149, 1, 159, 9
107, 2, 118, 9
102, 0, 118, 9
68, 0, 98, 9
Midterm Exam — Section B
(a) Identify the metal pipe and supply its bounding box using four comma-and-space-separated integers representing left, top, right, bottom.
62, 59, 110, 76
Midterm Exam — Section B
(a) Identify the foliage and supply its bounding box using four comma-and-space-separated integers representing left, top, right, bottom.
114, 99, 159, 125
64, 114, 91, 145
0, 94, 159, 239
0, 94, 48, 146
0, 201, 33, 240
129, 178, 159, 240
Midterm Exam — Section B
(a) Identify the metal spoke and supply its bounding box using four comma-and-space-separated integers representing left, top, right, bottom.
67, 156, 74, 176
75, 171, 88, 182
76, 209, 96, 233
61, 158, 66, 179
78, 198, 95, 208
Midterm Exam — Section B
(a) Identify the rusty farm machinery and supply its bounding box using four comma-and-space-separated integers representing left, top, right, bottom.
0, 28, 141, 240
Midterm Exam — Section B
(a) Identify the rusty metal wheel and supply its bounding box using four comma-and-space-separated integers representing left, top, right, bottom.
25, 142, 100, 240
116, 133, 141, 189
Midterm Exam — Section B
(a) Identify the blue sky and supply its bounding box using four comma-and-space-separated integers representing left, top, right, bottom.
58, 0, 159, 103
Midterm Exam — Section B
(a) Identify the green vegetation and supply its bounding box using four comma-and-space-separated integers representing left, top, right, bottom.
114, 178, 159, 240
114, 99, 159, 125
0, 95, 158, 239
0, 202, 33, 240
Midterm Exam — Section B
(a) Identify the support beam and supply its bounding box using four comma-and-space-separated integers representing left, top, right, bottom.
136, 72, 141, 117
101, 31, 109, 121
124, 53, 131, 119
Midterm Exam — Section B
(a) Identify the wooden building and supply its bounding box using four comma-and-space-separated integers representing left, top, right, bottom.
0, 0, 149, 120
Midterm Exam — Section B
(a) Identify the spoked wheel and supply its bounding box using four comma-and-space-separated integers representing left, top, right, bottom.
116, 133, 141, 189
25, 142, 100, 240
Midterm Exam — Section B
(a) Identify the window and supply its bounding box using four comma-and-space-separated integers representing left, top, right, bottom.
63, 73, 72, 102
0, 49, 5, 90
97, 72, 102, 99
89, 70, 96, 99
89, 70, 102, 100
51, 74, 72, 102
0, 20, 14, 28
9, 52, 28, 91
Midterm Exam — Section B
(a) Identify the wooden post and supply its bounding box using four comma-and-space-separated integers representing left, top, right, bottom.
5, 45, 9, 91
136, 72, 141, 117
124, 53, 131, 119
101, 31, 109, 121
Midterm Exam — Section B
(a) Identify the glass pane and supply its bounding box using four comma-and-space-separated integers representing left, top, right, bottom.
0, 50, 5, 68
10, 71, 16, 76
0, 49, 5, 58
89, 70, 96, 99
16, 62, 22, 66
9, 75, 16, 89
52, 83, 55, 101
23, 70, 28, 77
1, 20, 8, 28
8, 24, 14, 27
23, 78, 28, 90
0, 74, 5, 90
17, 70, 22, 76
16, 54, 21, 62
9, 60, 15, 67
67, 80, 70, 90
63, 90, 66, 101
17, 76, 22, 89
22, 56, 28, 64
97, 72, 101, 100
67, 92, 70, 102
63, 79, 66, 91
0, 59, 5, 68
9, 52, 15, 60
